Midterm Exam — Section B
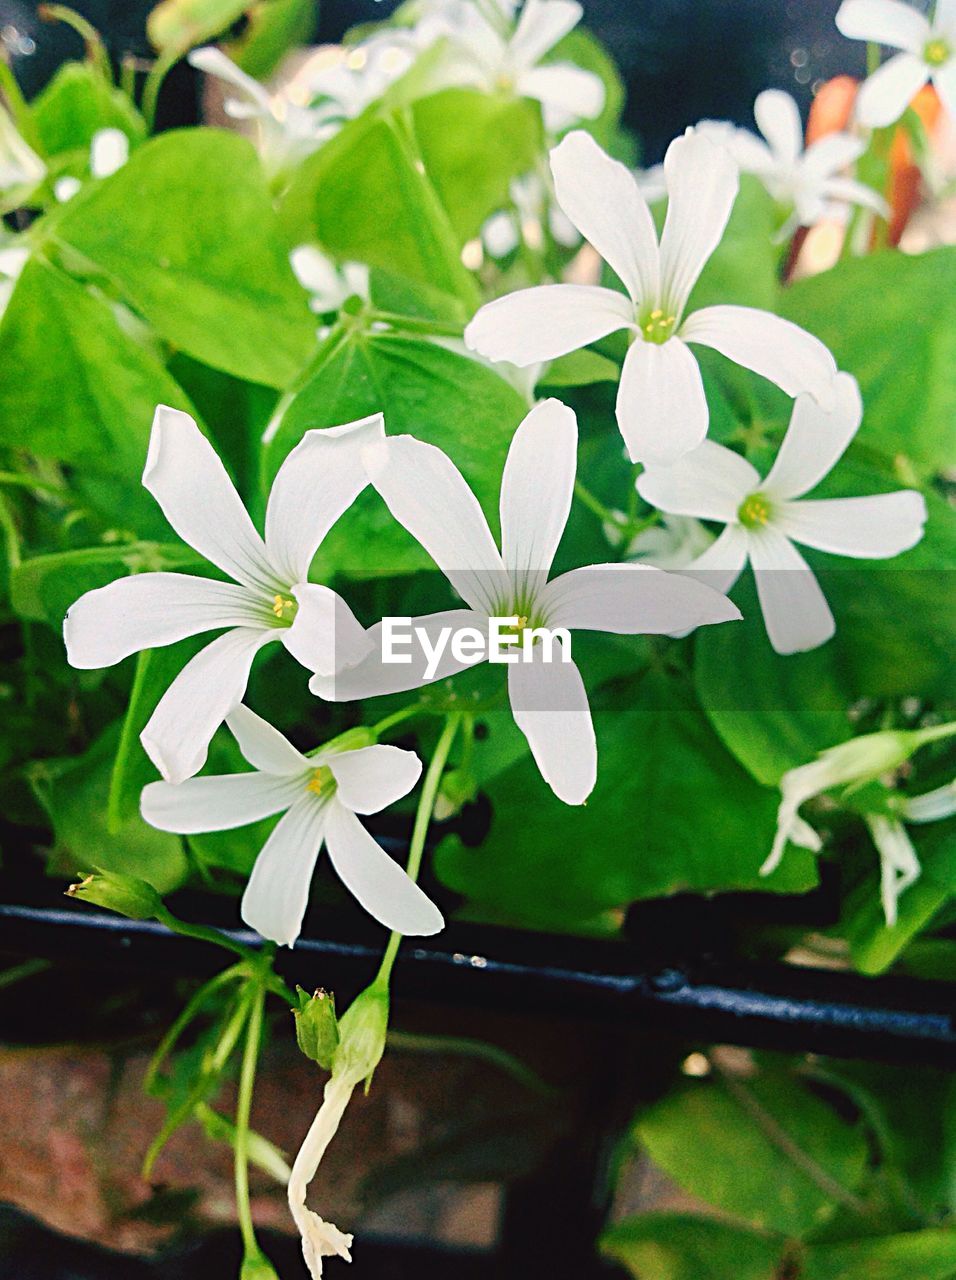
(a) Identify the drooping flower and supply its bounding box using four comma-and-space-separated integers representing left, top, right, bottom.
64, 406, 380, 783
637, 373, 927, 654
310, 399, 740, 805
0, 104, 45, 212
141, 705, 441, 945
836, 0, 956, 128
439, 0, 605, 130
711, 90, 887, 236
290, 245, 370, 314
54, 126, 130, 201
465, 129, 839, 464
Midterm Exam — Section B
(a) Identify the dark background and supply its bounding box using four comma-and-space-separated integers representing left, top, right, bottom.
0, 0, 893, 158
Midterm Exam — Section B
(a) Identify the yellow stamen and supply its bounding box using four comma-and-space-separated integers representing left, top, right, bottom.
307, 765, 334, 796
272, 593, 297, 622
924, 37, 951, 66
738, 493, 773, 529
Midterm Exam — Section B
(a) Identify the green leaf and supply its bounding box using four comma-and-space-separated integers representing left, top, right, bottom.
31, 61, 146, 158
635, 1068, 868, 1238
267, 330, 528, 575
0, 258, 198, 481
549, 27, 625, 146
411, 89, 542, 241
601, 1213, 785, 1280
279, 109, 479, 305
539, 348, 619, 387
780, 248, 956, 477
147, 0, 252, 56
227, 0, 317, 80
29, 723, 188, 893
802, 1230, 956, 1280
11, 542, 202, 626
689, 175, 782, 313
53, 129, 315, 387
694, 575, 851, 786
435, 670, 818, 932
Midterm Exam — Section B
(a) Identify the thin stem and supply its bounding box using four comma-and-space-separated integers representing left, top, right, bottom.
376, 714, 461, 987
38, 5, 113, 82
235, 976, 267, 1257
370, 703, 424, 741
387, 1030, 558, 1096
368, 310, 465, 337
144, 964, 245, 1094
155, 903, 259, 961
574, 480, 624, 528
0, 958, 51, 991
141, 50, 178, 131
0, 471, 68, 497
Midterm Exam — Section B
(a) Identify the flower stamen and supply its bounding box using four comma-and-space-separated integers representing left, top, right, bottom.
272, 593, 298, 624
738, 492, 773, 529
640, 308, 677, 344
924, 36, 951, 66
306, 765, 334, 796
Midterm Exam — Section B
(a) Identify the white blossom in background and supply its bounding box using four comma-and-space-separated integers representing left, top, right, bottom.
482, 170, 580, 258
188, 46, 338, 173
290, 244, 370, 313
706, 90, 887, 236
64, 407, 381, 784
141, 705, 442, 945
0, 104, 45, 211
620, 513, 715, 569
637, 373, 927, 654
54, 127, 130, 202
437, 0, 605, 131
0, 244, 28, 316
466, 129, 839, 464
836, 0, 956, 127
310, 399, 740, 805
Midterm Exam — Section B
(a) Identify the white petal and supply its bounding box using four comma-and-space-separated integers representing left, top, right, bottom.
241, 796, 328, 947
264, 414, 384, 584
835, 0, 929, 52
141, 772, 300, 833
363, 436, 504, 614
324, 802, 444, 934
636, 440, 759, 521
819, 175, 889, 216
141, 628, 273, 783
549, 131, 660, 304
63, 572, 262, 670
520, 65, 605, 129
483, 210, 519, 258
681, 524, 751, 594
616, 336, 709, 465
509, 0, 582, 66
681, 306, 838, 407
500, 399, 576, 593
658, 129, 739, 318
188, 46, 275, 113
464, 284, 632, 367
507, 645, 596, 805
324, 745, 423, 814
283, 583, 374, 676
933, 60, 956, 122
90, 128, 129, 178
290, 245, 342, 297
904, 782, 956, 824
936, 0, 956, 31
143, 406, 278, 593
800, 132, 865, 181
226, 704, 309, 775
754, 90, 804, 167
778, 491, 928, 558
763, 372, 863, 499
749, 528, 835, 654
855, 52, 929, 128
541, 561, 741, 633
310, 610, 485, 701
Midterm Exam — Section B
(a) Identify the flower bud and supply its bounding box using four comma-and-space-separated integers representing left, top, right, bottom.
331, 981, 389, 1091
240, 1250, 280, 1280
293, 987, 339, 1070
66, 869, 162, 920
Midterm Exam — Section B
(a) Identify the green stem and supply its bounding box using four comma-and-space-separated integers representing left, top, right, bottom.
234, 976, 267, 1258
370, 703, 424, 741
574, 480, 623, 528
0, 958, 51, 991
915, 721, 956, 746
368, 310, 465, 338
144, 964, 245, 1094
38, 5, 113, 82
155, 904, 259, 961
141, 50, 179, 131
376, 713, 461, 988
0, 471, 69, 497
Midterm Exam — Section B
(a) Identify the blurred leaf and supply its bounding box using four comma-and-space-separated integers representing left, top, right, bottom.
601, 1213, 785, 1280
690, 175, 782, 313
635, 1067, 868, 1237
550, 27, 625, 146
227, 0, 317, 80
802, 1230, 956, 1279
31, 61, 146, 158
147, 0, 250, 55
53, 129, 315, 386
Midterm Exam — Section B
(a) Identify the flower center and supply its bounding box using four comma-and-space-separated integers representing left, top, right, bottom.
271, 593, 298, 625
306, 765, 334, 796
924, 36, 951, 66
738, 492, 774, 529
640, 308, 677, 345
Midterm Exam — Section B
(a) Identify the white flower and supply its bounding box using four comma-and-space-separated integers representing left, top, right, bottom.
465, 129, 839, 465
290, 245, 370, 313
482, 170, 580, 258
637, 373, 927, 654
904, 778, 956, 822
54, 126, 130, 201
141, 705, 442, 945
864, 814, 921, 926
0, 104, 45, 211
310, 398, 740, 805
714, 90, 887, 235
0, 243, 28, 316
288, 1072, 355, 1279
836, 0, 956, 128
188, 47, 336, 173
439, 0, 605, 131
622, 514, 715, 569
64, 406, 381, 783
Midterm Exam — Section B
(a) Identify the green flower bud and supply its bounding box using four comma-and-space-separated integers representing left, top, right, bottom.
293, 987, 340, 1070
332, 981, 389, 1091
66, 869, 162, 920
